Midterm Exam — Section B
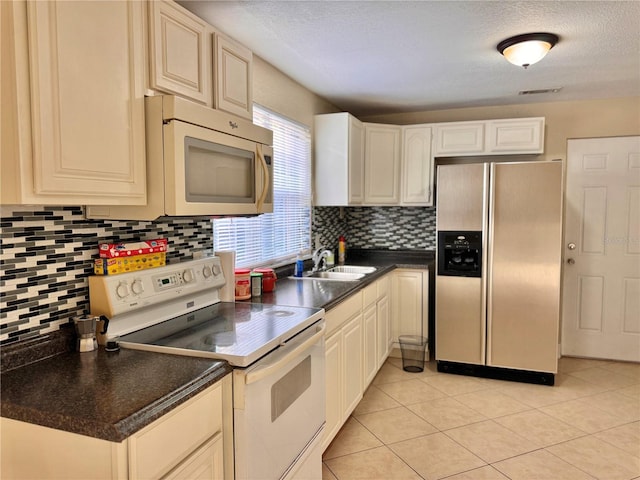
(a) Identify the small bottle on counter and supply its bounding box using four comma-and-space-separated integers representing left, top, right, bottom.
250, 272, 263, 297
294, 253, 304, 277
235, 268, 251, 300
338, 235, 346, 265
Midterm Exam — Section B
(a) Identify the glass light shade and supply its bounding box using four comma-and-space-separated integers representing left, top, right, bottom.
502, 40, 553, 68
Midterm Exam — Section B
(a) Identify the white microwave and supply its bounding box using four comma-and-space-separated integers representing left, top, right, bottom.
86, 95, 273, 220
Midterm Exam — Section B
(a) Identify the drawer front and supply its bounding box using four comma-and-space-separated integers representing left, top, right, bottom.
130, 382, 223, 479
362, 282, 377, 308
377, 275, 390, 299
325, 291, 362, 336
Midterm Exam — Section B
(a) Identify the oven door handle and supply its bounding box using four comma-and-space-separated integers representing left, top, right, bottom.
244, 322, 326, 385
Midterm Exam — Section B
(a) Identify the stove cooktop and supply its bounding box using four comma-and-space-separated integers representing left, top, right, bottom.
116, 302, 324, 367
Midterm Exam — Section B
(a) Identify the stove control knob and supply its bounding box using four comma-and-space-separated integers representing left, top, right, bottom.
116, 282, 130, 299
182, 269, 195, 283
212, 264, 222, 276
202, 265, 213, 278
131, 279, 144, 295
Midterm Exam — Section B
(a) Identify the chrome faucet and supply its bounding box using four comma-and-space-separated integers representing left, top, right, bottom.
312, 247, 333, 272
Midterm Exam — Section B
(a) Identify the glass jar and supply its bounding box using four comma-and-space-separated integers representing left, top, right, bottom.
234, 268, 251, 301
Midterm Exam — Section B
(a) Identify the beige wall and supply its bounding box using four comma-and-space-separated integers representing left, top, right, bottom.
360, 97, 640, 161
253, 55, 339, 127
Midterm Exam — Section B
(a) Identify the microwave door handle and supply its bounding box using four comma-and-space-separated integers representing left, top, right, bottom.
256, 144, 270, 211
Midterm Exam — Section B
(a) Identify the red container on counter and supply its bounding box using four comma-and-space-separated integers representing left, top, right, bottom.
235, 268, 251, 300
252, 268, 277, 292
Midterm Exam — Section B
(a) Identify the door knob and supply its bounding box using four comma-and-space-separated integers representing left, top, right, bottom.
567, 258, 575, 265
567, 243, 576, 250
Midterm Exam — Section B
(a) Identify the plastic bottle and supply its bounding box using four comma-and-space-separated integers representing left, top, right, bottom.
338, 235, 346, 265
294, 253, 304, 277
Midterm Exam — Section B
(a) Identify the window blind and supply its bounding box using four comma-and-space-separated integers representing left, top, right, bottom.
213, 105, 312, 267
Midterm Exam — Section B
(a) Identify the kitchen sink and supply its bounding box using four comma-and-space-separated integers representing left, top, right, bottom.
289, 265, 376, 282
326, 265, 377, 274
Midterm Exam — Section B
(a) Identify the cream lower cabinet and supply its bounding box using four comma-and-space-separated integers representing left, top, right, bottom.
1, 375, 232, 480
1, 0, 147, 205
322, 292, 363, 451
391, 269, 429, 351
323, 275, 393, 451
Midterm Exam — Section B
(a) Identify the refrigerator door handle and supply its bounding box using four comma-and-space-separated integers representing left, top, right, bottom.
484, 163, 494, 366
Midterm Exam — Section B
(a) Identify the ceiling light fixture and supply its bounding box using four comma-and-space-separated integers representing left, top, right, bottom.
497, 33, 559, 69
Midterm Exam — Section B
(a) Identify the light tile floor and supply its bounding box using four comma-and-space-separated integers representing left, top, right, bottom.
322, 357, 640, 480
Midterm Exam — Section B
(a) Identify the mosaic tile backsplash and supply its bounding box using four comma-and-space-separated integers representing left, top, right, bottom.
1, 205, 435, 345
0, 206, 213, 346
312, 206, 437, 252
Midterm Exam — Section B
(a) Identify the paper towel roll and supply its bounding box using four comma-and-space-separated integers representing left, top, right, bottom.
215, 250, 236, 302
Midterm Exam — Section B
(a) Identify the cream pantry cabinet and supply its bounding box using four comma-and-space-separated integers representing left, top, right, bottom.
314, 112, 365, 206
148, 0, 213, 106
1, 0, 147, 205
364, 123, 402, 204
1, 376, 232, 480
433, 117, 545, 156
391, 269, 429, 352
401, 125, 434, 206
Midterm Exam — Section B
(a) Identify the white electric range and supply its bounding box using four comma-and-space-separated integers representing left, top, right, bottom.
89, 257, 326, 480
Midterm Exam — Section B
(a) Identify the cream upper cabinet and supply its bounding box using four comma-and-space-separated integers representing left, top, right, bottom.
364, 123, 401, 205
214, 33, 253, 119
314, 112, 365, 206
486, 117, 545, 153
433, 122, 485, 156
1, 0, 147, 205
148, 0, 213, 106
401, 124, 434, 206
433, 118, 545, 156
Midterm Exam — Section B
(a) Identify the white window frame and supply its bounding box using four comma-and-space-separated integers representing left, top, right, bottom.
212, 105, 312, 268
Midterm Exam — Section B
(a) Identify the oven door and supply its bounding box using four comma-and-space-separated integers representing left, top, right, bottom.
233, 320, 325, 480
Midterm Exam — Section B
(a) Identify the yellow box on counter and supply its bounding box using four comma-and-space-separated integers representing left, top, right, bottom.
94, 252, 166, 275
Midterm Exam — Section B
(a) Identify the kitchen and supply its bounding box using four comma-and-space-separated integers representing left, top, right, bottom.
1, 1, 640, 479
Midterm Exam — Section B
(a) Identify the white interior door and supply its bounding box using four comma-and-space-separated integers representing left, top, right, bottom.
562, 136, 640, 362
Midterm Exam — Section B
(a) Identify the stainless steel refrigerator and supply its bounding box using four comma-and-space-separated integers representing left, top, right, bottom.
435, 161, 563, 381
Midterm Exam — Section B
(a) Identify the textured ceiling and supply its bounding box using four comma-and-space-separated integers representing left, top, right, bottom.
178, 1, 640, 116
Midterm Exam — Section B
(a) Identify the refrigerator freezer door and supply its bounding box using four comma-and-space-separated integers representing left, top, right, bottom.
435, 276, 485, 364
486, 162, 563, 373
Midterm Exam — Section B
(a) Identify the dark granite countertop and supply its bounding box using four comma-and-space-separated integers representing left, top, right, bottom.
1, 249, 433, 443
1, 346, 231, 442
251, 249, 435, 311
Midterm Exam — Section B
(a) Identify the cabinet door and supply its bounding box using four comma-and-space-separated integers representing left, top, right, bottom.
214, 33, 253, 119
364, 124, 401, 204
391, 270, 427, 342
348, 118, 366, 204
362, 304, 377, 388
163, 434, 224, 480
433, 122, 485, 156
25, 0, 146, 204
402, 125, 433, 205
148, 0, 212, 106
322, 331, 342, 450
342, 314, 363, 418
486, 118, 545, 154
376, 295, 391, 368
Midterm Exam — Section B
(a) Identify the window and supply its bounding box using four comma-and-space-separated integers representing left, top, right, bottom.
213, 105, 312, 267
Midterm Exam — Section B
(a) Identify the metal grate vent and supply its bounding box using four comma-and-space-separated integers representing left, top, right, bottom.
519, 87, 563, 95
